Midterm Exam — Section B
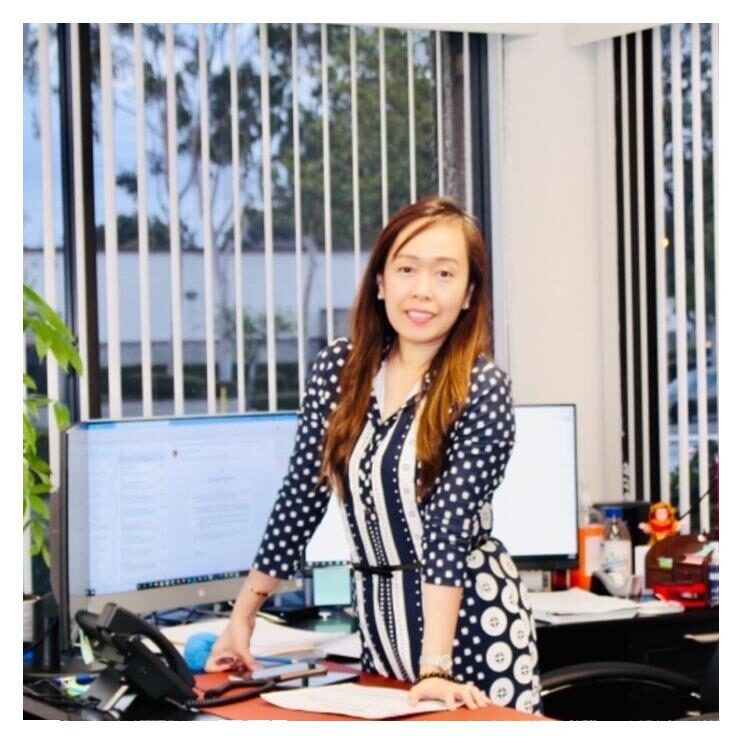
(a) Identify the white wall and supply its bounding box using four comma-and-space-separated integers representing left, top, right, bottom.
500, 24, 623, 507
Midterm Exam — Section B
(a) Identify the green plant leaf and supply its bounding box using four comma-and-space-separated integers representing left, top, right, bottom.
23, 283, 85, 558
25, 393, 52, 409
41, 545, 51, 567
24, 285, 73, 338
53, 401, 71, 430
27, 452, 51, 472
34, 333, 51, 361
29, 494, 50, 520
24, 286, 83, 373
31, 519, 44, 543
23, 414, 37, 450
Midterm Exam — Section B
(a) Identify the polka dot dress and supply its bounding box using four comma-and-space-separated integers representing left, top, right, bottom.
254, 338, 542, 715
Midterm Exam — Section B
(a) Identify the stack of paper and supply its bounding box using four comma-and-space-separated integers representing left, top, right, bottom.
317, 632, 362, 659
159, 616, 348, 656
528, 588, 640, 624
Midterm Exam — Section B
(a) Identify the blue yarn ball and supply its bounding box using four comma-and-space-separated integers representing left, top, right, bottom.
184, 632, 218, 673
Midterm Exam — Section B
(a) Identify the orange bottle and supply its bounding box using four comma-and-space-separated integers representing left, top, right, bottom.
569, 508, 604, 589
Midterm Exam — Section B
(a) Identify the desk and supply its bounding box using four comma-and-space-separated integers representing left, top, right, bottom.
24, 662, 547, 721
535, 607, 719, 681
289, 606, 719, 682
194, 663, 547, 721
25, 608, 717, 720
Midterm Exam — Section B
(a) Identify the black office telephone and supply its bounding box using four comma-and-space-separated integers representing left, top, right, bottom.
77, 604, 283, 716
75, 603, 339, 717
76, 603, 198, 714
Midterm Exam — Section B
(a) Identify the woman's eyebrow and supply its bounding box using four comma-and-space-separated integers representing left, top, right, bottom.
393, 252, 460, 265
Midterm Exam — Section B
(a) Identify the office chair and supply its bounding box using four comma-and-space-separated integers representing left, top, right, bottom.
540, 645, 718, 721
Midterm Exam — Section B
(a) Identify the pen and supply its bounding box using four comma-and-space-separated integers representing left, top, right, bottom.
254, 655, 295, 665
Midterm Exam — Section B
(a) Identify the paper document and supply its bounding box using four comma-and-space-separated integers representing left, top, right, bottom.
159, 617, 347, 657
262, 683, 457, 719
529, 588, 640, 624
636, 600, 685, 616
318, 632, 362, 659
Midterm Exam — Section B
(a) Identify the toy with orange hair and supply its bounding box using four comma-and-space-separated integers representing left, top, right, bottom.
639, 502, 680, 545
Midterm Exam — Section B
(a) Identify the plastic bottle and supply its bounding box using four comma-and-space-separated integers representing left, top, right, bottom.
708, 542, 719, 607
599, 507, 633, 590
569, 506, 604, 589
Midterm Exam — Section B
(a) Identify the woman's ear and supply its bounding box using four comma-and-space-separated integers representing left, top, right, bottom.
376, 274, 384, 300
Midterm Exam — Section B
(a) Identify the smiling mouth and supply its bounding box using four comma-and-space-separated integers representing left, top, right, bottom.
405, 310, 435, 324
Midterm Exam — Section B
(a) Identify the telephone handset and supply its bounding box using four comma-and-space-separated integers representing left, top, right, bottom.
76, 603, 197, 711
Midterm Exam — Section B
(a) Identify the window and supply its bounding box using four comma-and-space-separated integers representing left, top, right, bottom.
24, 23, 494, 420
614, 25, 718, 535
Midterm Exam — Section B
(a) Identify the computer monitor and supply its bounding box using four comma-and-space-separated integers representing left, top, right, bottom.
494, 404, 579, 570
65, 412, 332, 624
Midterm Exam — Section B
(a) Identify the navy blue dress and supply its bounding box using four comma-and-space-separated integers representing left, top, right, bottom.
253, 338, 542, 714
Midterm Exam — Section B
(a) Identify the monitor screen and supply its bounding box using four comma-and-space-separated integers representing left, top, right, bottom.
493, 404, 579, 569
66, 412, 332, 619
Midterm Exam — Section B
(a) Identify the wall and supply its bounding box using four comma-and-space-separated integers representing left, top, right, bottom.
500, 24, 623, 507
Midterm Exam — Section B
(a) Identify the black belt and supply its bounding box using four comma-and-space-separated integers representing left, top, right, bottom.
351, 561, 421, 576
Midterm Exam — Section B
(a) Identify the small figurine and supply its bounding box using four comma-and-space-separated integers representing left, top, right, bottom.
639, 502, 680, 545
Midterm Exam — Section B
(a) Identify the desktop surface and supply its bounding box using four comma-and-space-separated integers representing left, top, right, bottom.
193, 662, 548, 721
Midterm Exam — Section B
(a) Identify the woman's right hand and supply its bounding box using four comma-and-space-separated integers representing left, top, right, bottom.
204, 612, 261, 674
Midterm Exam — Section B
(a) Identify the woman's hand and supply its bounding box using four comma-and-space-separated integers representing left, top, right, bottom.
408, 676, 491, 710
204, 612, 261, 674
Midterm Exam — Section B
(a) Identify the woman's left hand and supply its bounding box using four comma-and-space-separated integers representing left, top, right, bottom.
408, 676, 491, 710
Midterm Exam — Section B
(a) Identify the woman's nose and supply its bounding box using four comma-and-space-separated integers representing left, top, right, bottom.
411, 273, 432, 299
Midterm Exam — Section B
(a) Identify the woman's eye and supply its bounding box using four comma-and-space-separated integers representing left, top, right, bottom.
438, 270, 453, 279
398, 265, 414, 274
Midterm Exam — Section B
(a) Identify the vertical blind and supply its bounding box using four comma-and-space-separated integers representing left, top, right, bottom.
614, 24, 718, 535
25, 23, 494, 426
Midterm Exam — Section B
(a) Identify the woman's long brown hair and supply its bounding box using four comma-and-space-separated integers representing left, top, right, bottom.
321, 196, 492, 501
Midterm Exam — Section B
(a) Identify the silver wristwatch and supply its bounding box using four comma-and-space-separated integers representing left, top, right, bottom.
420, 654, 453, 674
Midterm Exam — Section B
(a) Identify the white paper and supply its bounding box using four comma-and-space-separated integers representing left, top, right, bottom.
528, 587, 639, 615
261, 683, 456, 719
318, 631, 362, 659
159, 616, 346, 657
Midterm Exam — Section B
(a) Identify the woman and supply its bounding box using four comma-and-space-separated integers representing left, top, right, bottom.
206, 197, 541, 714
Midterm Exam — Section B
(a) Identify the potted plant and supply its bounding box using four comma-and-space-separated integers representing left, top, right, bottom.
23, 283, 82, 630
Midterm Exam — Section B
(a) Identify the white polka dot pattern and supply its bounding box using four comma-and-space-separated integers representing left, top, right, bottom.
250, 338, 541, 714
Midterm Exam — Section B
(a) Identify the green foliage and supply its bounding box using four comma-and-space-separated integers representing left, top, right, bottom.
23, 284, 83, 566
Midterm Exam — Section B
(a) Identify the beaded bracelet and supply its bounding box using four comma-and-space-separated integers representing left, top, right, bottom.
412, 670, 455, 686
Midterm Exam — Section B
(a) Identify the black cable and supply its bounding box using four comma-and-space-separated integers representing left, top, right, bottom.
676, 486, 713, 524
23, 617, 59, 652
170, 682, 275, 710
23, 679, 102, 713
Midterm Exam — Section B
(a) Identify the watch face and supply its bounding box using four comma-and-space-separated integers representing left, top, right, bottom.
422, 654, 453, 672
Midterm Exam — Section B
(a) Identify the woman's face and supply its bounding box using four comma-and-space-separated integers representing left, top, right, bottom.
377, 217, 473, 355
